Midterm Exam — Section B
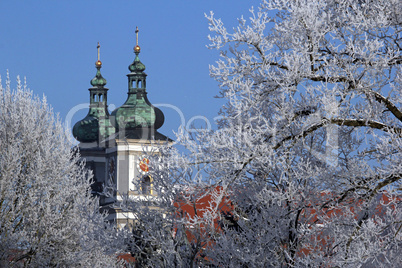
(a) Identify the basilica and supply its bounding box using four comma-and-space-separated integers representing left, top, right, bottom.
72, 28, 171, 226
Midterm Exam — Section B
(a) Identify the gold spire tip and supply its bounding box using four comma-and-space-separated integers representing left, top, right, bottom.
134, 26, 141, 53
96, 42, 102, 67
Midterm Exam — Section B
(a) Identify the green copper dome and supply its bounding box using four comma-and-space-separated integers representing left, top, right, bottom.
73, 43, 113, 144
73, 32, 170, 143
73, 115, 99, 143
112, 91, 164, 131
91, 60, 107, 87
129, 53, 146, 73
112, 40, 165, 136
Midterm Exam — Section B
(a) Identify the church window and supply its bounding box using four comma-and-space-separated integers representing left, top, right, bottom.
141, 176, 151, 195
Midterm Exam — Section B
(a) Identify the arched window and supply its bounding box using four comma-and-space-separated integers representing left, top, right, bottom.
141, 176, 151, 195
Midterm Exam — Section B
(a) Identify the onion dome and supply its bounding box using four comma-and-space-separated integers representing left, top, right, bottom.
129, 53, 146, 73
73, 42, 113, 143
112, 27, 166, 139
73, 115, 99, 143
129, 39, 145, 73
91, 60, 107, 87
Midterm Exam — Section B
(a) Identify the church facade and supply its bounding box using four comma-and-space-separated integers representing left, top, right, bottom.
72, 29, 171, 227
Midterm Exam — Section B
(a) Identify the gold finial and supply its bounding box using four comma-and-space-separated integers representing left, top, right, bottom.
96, 42, 102, 67
134, 26, 141, 53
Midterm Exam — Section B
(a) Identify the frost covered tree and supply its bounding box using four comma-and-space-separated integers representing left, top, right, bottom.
127, 0, 402, 267
0, 73, 124, 267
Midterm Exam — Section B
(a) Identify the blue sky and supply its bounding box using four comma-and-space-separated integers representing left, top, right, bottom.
0, 1, 260, 141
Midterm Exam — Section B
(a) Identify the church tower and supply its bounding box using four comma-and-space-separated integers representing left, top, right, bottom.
72, 28, 171, 227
